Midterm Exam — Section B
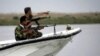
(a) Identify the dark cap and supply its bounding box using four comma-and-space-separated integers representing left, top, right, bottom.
24, 7, 31, 14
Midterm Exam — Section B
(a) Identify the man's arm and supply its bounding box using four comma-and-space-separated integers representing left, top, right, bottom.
15, 26, 29, 38
15, 27, 23, 38
37, 11, 49, 17
33, 11, 49, 20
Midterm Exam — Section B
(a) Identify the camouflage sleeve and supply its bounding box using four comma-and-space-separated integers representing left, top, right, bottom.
15, 26, 28, 38
15, 26, 23, 38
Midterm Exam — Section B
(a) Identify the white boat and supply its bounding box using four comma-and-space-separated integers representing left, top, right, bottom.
0, 27, 81, 56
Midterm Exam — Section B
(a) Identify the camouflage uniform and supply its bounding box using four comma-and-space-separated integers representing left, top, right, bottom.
15, 24, 27, 41
15, 15, 43, 41
15, 24, 42, 41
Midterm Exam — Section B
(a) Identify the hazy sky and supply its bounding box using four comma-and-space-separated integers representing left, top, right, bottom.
0, 0, 100, 13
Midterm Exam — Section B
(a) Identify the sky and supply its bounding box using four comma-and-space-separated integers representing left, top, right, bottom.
0, 0, 100, 13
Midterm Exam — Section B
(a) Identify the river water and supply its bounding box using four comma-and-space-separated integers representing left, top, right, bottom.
0, 24, 100, 56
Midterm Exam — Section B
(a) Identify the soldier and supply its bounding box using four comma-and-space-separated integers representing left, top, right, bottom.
15, 7, 49, 41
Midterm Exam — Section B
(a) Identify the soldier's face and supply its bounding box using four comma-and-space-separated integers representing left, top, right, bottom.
28, 10, 32, 15
22, 21, 26, 26
22, 20, 27, 26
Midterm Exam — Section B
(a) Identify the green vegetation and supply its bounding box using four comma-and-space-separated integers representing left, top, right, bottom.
0, 16, 19, 25
0, 12, 100, 25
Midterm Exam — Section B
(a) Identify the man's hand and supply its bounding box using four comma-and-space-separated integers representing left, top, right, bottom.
27, 30, 33, 34
21, 29, 29, 32
38, 11, 49, 15
25, 22, 33, 28
37, 11, 49, 18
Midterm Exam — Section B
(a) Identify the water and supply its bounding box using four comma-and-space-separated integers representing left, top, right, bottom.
0, 24, 100, 56
56, 24, 100, 56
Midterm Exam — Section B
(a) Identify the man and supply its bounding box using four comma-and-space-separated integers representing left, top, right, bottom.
15, 16, 43, 41
15, 16, 32, 40
15, 7, 49, 41
22, 7, 49, 28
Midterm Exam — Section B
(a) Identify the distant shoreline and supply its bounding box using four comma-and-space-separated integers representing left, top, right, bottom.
0, 12, 100, 25
0, 23, 100, 26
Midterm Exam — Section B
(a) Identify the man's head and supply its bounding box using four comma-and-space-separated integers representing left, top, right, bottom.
20, 16, 29, 26
24, 7, 32, 15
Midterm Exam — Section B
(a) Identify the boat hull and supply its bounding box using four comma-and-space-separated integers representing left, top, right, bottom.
0, 28, 81, 56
